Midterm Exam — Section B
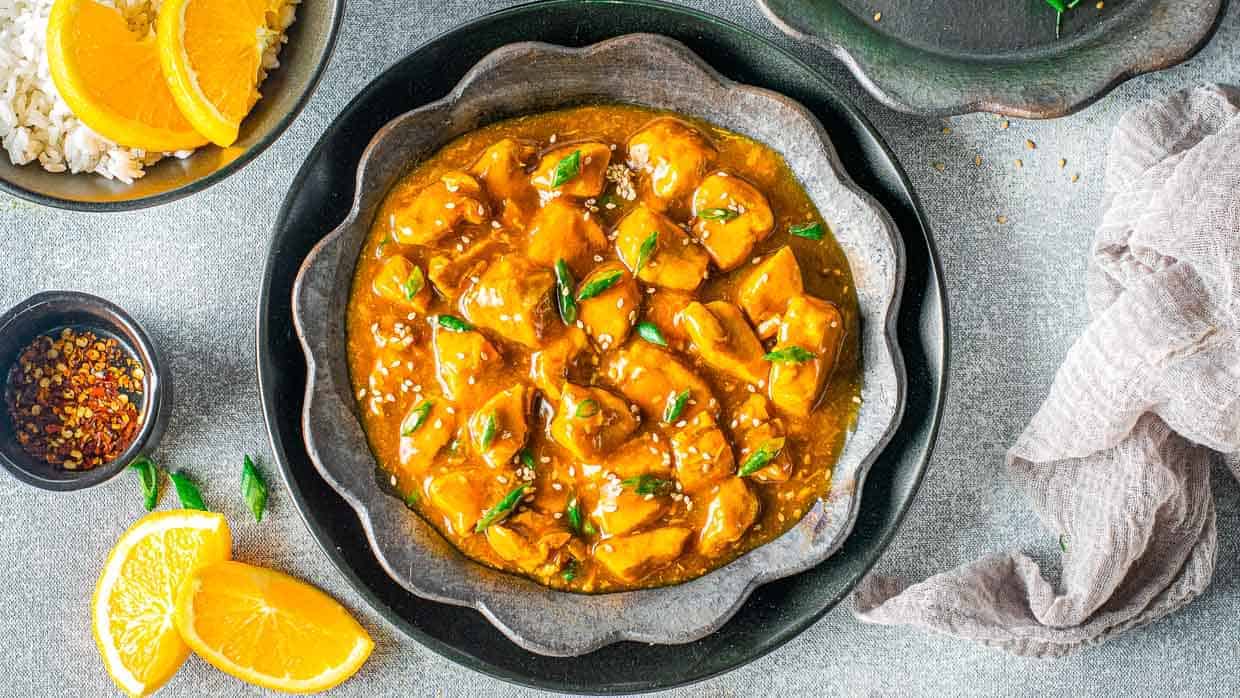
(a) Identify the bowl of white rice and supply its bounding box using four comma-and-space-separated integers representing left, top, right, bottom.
0, 0, 341, 210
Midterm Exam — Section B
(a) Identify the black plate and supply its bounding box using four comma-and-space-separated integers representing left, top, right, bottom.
256, 1, 948, 692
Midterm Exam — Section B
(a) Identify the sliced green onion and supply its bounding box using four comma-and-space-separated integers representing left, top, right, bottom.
738, 437, 787, 477
240, 455, 268, 522
576, 270, 623, 301
129, 457, 159, 512
620, 474, 674, 496
663, 389, 691, 423
789, 221, 825, 240
436, 314, 473, 332
635, 231, 658, 273
698, 207, 739, 222
475, 484, 528, 532
636, 321, 667, 347
763, 346, 816, 363
168, 471, 206, 511
550, 150, 582, 188
566, 494, 585, 534
574, 398, 600, 419
401, 400, 433, 436
554, 259, 578, 325
402, 266, 425, 300
479, 412, 498, 450
519, 448, 536, 470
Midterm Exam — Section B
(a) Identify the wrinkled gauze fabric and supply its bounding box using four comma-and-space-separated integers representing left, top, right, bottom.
853, 85, 1240, 658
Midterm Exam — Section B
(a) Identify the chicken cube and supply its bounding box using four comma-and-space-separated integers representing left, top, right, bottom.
469, 138, 538, 229
427, 239, 504, 299
602, 342, 718, 422
627, 117, 717, 205
731, 394, 793, 483
614, 206, 710, 292
467, 384, 530, 468
526, 198, 608, 276
460, 255, 555, 349
698, 477, 760, 556
549, 383, 640, 461
594, 527, 692, 582
690, 172, 775, 270
531, 142, 612, 199
604, 433, 674, 481
593, 478, 668, 536
426, 470, 485, 535
397, 399, 456, 476
389, 171, 489, 245
670, 411, 736, 492
431, 322, 501, 404
529, 326, 591, 401
486, 511, 572, 572
768, 295, 845, 416
738, 247, 804, 338
372, 255, 432, 313
678, 300, 766, 386
577, 262, 641, 350
642, 289, 695, 350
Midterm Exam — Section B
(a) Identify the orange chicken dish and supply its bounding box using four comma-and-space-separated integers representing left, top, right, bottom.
346, 105, 861, 592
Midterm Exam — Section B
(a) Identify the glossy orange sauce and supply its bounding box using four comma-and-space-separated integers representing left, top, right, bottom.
346, 104, 860, 592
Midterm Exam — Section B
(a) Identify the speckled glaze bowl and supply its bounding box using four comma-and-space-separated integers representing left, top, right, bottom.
292, 34, 905, 656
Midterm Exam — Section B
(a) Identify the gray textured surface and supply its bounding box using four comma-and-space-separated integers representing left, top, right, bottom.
2, 0, 1239, 695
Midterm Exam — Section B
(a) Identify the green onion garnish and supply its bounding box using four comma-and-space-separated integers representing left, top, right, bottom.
402, 266, 425, 300
620, 474, 674, 496
698, 207, 739, 222
240, 455, 268, 522
738, 437, 787, 477
576, 270, 623, 301
401, 400, 433, 436
129, 457, 159, 512
635, 231, 658, 274
436, 314, 473, 332
554, 259, 578, 325
479, 411, 498, 450
663, 389, 691, 423
550, 150, 582, 188
566, 494, 585, 534
169, 471, 206, 511
519, 448, 536, 469
475, 484, 528, 532
763, 346, 816, 363
789, 221, 824, 240
574, 398, 600, 419
636, 321, 667, 347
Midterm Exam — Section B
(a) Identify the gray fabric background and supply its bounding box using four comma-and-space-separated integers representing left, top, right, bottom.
2, 1, 1239, 695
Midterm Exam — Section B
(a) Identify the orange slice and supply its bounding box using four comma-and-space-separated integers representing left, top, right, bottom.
157, 0, 277, 147
46, 0, 208, 152
92, 510, 232, 697
174, 560, 374, 693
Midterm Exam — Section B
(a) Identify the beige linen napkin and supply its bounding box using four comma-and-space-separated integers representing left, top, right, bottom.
854, 85, 1240, 657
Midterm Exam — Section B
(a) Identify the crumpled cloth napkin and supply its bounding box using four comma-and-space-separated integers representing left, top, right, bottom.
853, 85, 1240, 657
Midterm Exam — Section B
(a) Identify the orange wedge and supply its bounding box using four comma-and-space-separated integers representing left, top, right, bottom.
174, 560, 374, 693
46, 0, 208, 152
92, 510, 232, 697
157, 0, 278, 147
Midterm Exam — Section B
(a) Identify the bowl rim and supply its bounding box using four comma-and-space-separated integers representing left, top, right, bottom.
291, 33, 907, 655
0, 0, 345, 213
0, 290, 167, 490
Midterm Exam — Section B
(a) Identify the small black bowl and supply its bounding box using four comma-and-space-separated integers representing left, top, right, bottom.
0, 291, 168, 490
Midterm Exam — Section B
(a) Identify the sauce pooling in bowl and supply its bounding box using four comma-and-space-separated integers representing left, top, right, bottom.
346, 104, 860, 592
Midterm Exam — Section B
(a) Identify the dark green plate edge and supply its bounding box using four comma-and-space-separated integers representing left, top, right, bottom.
256, 0, 949, 693
758, 0, 1228, 118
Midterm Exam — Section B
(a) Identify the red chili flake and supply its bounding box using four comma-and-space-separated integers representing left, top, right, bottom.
4, 328, 144, 470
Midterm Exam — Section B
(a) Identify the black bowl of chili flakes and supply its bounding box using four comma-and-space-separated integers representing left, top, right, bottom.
0, 291, 167, 491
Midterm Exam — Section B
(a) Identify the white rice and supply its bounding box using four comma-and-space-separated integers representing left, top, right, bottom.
0, 0, 297, 183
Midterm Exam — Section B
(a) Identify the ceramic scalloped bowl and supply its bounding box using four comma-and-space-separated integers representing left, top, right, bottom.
292, 34, 906, 656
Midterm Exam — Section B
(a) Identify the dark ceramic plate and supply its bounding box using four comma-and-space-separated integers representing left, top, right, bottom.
257, 0, 947, 691
758, 0, 1225, 118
